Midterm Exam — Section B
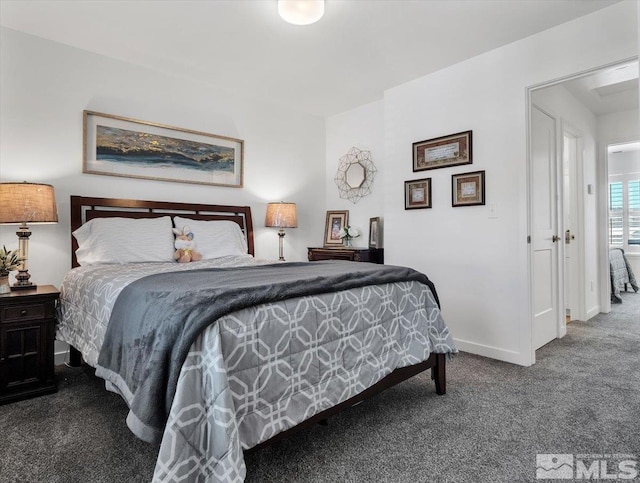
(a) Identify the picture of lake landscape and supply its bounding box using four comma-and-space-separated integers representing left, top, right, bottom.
83, 110, 244, 187
97, 126, 235, 172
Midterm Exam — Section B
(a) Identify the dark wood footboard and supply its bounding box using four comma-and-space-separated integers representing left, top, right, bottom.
246, 352, 446, 453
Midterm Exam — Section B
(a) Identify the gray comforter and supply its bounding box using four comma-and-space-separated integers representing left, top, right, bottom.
610, 248, 639, 303
96, 260, 441, 444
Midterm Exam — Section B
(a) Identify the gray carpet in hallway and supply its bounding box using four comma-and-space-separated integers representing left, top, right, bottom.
1, 291, 638, 482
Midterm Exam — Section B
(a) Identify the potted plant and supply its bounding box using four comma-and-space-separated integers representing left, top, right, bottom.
0, 245, 24, 294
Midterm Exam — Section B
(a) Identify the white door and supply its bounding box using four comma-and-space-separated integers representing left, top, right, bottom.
531, 106, 561, 350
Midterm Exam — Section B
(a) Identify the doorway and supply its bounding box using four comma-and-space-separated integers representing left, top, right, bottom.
528, 58, 639, 360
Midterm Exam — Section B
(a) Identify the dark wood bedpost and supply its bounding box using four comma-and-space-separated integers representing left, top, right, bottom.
68, 346, 83, 367
432, 353, 446, 395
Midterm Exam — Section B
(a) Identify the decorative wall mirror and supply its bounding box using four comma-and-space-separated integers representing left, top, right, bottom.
334, 147, 377, 203
346, 162, 366, 188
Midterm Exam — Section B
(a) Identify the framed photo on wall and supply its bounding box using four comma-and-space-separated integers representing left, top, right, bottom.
413, 130, 472, 172
405, 178, 432, 210
452, 170, 485, 207
324, 210, 349, 247
368, 217, 382, 248
83, 110, 244, 188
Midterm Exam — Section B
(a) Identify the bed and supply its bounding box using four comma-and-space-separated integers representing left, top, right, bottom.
56, 196, 456, 482
609, 248, 639, 303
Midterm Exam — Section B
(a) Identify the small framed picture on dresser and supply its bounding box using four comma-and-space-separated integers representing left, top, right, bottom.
324, 210, 349, 247
369, 217, 382, 248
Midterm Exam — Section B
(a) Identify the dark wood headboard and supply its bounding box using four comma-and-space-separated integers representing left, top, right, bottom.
70, 196, 255, 268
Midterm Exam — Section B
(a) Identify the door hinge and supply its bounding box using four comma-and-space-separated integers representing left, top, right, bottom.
527, 235, 531, 244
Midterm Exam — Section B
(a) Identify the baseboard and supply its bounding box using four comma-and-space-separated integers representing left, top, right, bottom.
54, 349, 68, 367
586, 305, 600, 320
453, 338, 531, 367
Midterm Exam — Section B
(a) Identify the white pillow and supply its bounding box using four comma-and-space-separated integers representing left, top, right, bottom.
173, 216, 248, 260
73, 216, 175, 266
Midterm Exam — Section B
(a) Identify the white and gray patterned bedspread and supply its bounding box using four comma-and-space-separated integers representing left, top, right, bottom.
56, 257, 456, 482
610, 248, 639, 303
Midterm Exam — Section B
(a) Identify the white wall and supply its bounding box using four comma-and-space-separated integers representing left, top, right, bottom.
608, 148, 640, 176
0, 28, 326, 364
326, 1, 638, 366
531, 84, 600, 319
599, 109, 640, 165
0, 27, 326, 287
325, 100, 384, 248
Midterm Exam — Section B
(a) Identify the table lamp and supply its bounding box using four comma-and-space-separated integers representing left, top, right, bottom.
0, 182, 58, 290
265, 202, 297, 261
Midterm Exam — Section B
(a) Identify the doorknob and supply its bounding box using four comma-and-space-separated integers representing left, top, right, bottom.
552, 235, 560, 242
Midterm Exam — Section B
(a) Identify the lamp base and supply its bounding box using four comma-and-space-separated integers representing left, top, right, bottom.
11, 268, 35, 290
12, 228, 35, 291
278, 230, 286, 261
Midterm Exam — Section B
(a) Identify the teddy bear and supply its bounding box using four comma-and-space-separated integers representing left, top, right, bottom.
173, 226, 203, 263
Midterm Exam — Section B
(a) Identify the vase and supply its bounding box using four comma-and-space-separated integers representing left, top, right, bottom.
0, 275, 10, 294
343, 238, 352, 248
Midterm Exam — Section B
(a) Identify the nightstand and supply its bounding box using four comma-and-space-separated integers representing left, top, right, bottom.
0, 285, 59, 404
308, 247, 384, 264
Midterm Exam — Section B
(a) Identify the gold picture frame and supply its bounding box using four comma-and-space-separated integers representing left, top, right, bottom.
83, 110, 244, 188
324, 210, 349, 247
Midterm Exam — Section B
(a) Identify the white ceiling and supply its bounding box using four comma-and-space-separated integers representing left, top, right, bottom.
562, 60, 639, 116
0, 0, 625, 117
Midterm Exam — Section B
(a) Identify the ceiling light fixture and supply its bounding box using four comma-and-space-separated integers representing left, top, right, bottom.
278, 0, 324, 26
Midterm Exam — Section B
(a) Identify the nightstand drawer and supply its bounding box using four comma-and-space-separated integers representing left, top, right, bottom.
1, 302, 49, 322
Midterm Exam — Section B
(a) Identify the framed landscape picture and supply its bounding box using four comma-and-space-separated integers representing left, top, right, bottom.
324, 210, 349, 247
452, 170, 485, 207
83, 110, 244, 188
405, 178, 432, 210
413, 130, 472, 172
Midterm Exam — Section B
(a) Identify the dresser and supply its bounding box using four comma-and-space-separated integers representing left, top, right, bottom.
0, 285, 59, 404
307, 247, 384, 264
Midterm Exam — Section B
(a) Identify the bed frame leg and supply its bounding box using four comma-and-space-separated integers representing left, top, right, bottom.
431, 353, 446, 395
68, 346, 83, 367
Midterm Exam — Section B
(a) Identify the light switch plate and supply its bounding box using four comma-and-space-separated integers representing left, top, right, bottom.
488, 202, 497, 218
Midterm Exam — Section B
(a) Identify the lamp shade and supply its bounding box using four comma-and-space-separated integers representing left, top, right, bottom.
278, 0, 324, 25
0, 182, 58, 224
265, 202, 297, 228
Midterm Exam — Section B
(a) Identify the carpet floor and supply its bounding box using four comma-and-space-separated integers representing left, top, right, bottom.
0, 291, 638, 482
